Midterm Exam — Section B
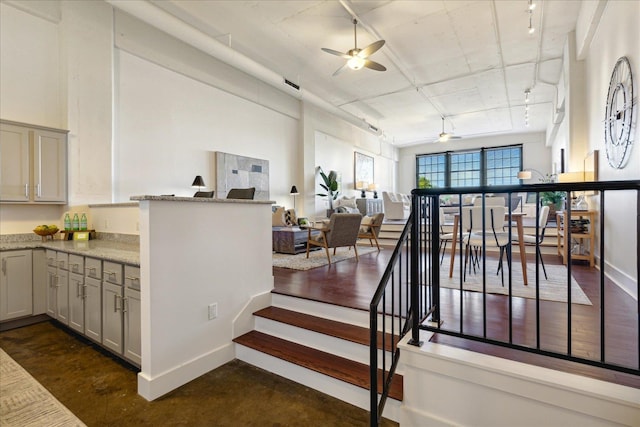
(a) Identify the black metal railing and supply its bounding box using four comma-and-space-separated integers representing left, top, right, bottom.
369, 180, 640, 425
369, 210, 435, 426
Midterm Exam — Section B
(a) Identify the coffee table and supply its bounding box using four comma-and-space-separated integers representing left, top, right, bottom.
272, 227, 321, 254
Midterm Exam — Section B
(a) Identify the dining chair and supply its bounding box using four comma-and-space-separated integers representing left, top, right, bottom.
514, 205, 550, 280
438, 208, 455, 264
193, 191, 214, 198
226, 187, 256, 199
465, 206, 511, 285
473, 196, 505, 206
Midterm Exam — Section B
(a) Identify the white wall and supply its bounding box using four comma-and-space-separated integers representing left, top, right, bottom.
0, 1, 397, 235
398, 132, 550, 191
546, 0, 639, 295
115, 50, 299, 205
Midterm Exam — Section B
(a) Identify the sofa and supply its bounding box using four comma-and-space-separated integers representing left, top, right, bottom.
382, 191, 410, 220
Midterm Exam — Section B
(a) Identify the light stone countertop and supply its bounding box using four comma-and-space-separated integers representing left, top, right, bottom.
0, 239, 140, 266
130, 195, 274, 204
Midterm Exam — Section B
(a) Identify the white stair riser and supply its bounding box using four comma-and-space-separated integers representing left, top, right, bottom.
272, 294, 369, 327
254, 317, 397, 369
235, 344, 401, 423
271, 294, 404, 334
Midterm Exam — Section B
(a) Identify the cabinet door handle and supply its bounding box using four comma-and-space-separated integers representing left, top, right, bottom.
24, 183, 29, 198
77, 282, 82, 298
125, 276, 139, 284
85, 266, 97, 276
58, 260, 64, 268
82, 284, 87, 299
36, 183, 41, 198
122, 297, 128, 314
71, 263, 80, 273
114, 294, 121, 312
104, 271, 116, 280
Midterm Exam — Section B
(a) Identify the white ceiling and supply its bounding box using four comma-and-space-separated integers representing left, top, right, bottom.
149, 0, 581, 146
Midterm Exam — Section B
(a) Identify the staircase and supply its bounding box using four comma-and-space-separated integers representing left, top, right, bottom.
233, 293, 403, 423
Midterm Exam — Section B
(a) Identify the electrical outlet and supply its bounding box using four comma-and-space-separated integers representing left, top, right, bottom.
208, 303, 218, 320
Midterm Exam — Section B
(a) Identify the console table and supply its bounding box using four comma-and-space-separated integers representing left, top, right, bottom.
356, 198, 384, 217
556, 210, 596, 267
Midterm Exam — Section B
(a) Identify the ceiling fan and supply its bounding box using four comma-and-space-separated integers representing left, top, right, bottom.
321, 18, 386, 76
435, 117, 462, 142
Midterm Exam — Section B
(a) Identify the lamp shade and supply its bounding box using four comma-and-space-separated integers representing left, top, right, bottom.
517, 170, 532, 180
368, 183, 377, 191
290, 185, 299, 195
191, 175, 205, 188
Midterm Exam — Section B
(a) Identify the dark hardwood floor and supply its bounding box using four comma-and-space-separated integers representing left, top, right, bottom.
273, 244, 640, 389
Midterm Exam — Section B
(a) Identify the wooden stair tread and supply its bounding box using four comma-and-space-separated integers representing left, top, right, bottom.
234, 330, 403, 401
254, 306, 396, 351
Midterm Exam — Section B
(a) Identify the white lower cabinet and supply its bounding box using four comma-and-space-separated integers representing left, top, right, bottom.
124, 287, 141, 365
84, 276, 102, 343
45, 250, 69, 325
0, 250, 33, 321
102, 281, 123, 354
40, 250, 140, 367
68, 272, 84, 334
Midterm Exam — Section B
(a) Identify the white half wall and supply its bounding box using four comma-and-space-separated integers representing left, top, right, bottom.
136, 198, 273, 400
400, 331, 640, 426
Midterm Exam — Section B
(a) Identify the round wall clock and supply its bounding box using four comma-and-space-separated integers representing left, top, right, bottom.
604, 56, 635, 169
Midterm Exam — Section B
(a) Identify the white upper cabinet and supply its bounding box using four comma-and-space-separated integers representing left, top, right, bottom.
0, 119, 68, 204
0, 123, 30, 201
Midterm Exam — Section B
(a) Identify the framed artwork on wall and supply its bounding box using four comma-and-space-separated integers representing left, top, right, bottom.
354, 152, 374, 190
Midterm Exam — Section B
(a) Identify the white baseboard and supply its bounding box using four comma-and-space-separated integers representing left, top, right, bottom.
137, 343, 234, 401
599, 257, 638, 300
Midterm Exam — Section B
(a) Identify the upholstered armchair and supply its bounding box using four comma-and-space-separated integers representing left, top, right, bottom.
358, 213, 385, 250
381, 191, 410, 220
306, 213, 362, 265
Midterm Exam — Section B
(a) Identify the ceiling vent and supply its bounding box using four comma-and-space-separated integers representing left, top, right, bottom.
283, 78, 300, 91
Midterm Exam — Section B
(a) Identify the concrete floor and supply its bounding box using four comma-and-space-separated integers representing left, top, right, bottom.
0, 321, 397, 426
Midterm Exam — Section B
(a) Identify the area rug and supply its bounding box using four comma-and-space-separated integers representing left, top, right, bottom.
0, 348, 86, 426
273, 246, 379, 270
439, 261, 592, 305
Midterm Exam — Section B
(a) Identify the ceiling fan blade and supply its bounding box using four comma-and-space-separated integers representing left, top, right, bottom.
321, 47, 350, 59
358, 40, 385, 58
333, 63, 349, 76
363, 59, 386, 72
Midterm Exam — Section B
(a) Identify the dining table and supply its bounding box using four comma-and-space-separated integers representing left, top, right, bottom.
448, 211, 528, 286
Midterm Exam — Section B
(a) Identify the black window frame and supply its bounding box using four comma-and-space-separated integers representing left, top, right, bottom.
415, 144, 523, 188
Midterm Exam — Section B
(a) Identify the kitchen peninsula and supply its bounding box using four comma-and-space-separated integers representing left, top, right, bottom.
132, 195, 274, 400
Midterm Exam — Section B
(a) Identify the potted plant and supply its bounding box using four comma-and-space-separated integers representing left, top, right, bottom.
540, 190, 565, 223
418, 177, 432, 189
316, 167, 340, 216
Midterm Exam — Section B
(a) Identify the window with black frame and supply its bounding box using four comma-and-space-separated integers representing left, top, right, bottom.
416, 145, 522, 188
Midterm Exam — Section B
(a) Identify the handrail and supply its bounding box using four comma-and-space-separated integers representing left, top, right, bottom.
369, 211, 414, 426
369, 180, 640, 424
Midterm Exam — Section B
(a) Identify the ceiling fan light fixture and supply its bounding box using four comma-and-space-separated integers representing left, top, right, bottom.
347, 55, 365, 70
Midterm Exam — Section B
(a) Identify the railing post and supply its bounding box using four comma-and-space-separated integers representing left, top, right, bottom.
408, 193, 422, 346
431, 195, 440, 324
